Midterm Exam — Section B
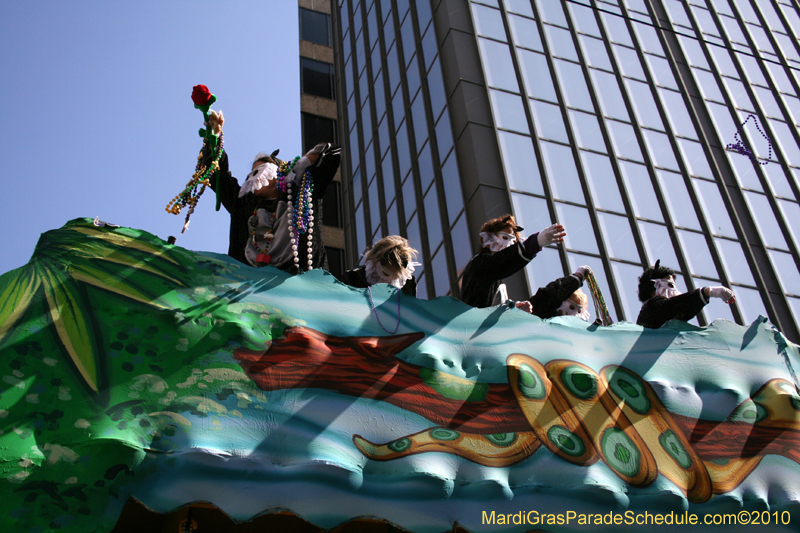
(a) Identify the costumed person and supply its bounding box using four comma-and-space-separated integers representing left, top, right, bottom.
459, 214, 566, 308
207, 142, 341, 273
636, 261, 735, 329
523, 266, 592, 320
339, 236, 420, 296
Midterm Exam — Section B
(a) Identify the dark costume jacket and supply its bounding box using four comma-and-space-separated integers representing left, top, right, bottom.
339, 265, 417, 297
528, 274, 581, 319
636, 289, 708, 329
208, 149, 340, 273
459, 237, 541, 308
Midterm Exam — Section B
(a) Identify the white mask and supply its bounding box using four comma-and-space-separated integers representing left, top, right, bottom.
238, 162, 279, 197
653, 277, 681, 299
556, 299, 590, 321
480, 231, 517, 253
365, 258, 420, 290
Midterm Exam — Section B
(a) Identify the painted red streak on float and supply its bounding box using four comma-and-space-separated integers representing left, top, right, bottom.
233, 326, 800, 464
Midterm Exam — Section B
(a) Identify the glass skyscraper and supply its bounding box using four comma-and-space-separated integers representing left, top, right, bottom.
327, 0, 800, 342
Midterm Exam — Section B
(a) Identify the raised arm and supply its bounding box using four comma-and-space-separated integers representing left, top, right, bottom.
205, 151, 241, 214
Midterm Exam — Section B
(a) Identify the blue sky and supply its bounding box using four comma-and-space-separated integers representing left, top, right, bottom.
0, 1, 303, 275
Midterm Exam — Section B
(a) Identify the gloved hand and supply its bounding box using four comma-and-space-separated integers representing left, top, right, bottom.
574, 265, 592, 282
515, 301, 533, 313
537, 224, 566, 246
707, 286, 735, 303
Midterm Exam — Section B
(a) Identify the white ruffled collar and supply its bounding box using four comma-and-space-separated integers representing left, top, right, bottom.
238, 162, 279, 198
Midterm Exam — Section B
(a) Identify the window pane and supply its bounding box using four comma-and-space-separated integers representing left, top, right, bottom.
569, 110, 607, 153
677, 139, 712, 178
498, 131, 544, 195
611, 260, 647, 323
626, 79, 664, 130
554, 59, 595, 112
507, 0, 534, 17
472, 4, 507, 41
621, 161, 663, 221
735, 286, 769, 324
657, 170, 701, 229
540, 2, 568, 27
692, 178, 737, 238
428, 58, 447, 121
519, 50, 558, 102
541, 142, 586, 204
633, 21, 665, 56
411, 90, 428, 153
679, 34, 710, 69
598, 212, 640, 261
509, 13, 543, 51
580, 151, 625, 212
423, 183, 443, 252
714, 238, 755, 286
591, 70, 630, 121
555, 203, 598, 253
638, 221, 678, 267
435, 110, 453, 164
743, 191, 789, 249
660, 89, 698, 139
646, 54, 678, 89
602, 12, 634, 46
545, 25, 579, 61
417, 142, 434, 192
677, 230, 718, 278
769, 249, 800, 295
430, 246, 450, 297
580, 35, 613, 71
728, 153, 763, 191
511, 193, 553, 244
441, 152, 464, 224
569, 3, 602, 37
723, 77, 755, 112
613, 44, 646, 81
301, 8, 331, 46
450, 211, 473, 276
355, 204, 366, 257
479, 39, 520, 92
368, 176, 381, 235
530, 100, 569, 143
301, 58, 334, 99
490, 89, 530, 134
778, 199, 800, 249
302, 113, 337, 152
643, 130, 679, 170
607, 120, 644, 162
524, 247, 566, 298
770, 120, 800, 166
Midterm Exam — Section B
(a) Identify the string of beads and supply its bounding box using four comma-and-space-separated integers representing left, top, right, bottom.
278, 157, 315, 271
586, 271, 613, 326
726, 114, 773, 166
166, 133, 225, 232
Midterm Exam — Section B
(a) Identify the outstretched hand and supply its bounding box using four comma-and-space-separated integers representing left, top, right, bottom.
538, 224, 566, 247
515, 301, 533, 313
708, 286, 735, 304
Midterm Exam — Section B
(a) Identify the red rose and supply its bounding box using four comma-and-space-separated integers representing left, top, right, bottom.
191, 85, 213, 106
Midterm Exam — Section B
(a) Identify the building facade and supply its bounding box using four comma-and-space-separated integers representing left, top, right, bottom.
299, 0, 347, 277
325, 0, 800, 342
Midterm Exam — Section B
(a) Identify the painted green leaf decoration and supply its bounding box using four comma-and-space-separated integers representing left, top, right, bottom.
40, 265, 99, 392
0, 266, 40, 344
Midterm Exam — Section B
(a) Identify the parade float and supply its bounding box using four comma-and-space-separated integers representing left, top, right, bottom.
0, 217, 799, 532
